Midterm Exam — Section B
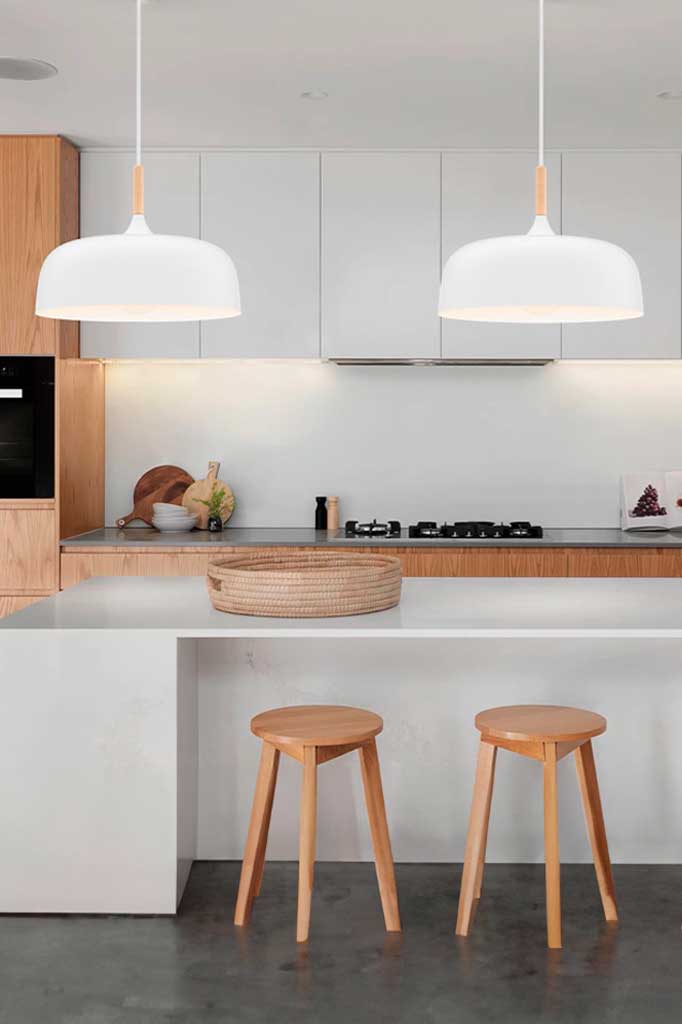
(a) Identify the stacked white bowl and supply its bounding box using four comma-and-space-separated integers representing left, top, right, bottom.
152, 502, 198, 532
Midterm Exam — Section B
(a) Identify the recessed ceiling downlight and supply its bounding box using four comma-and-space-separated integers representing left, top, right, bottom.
657, 90, 682, 100
0, 57, 57, 81
301, 89, 328, 101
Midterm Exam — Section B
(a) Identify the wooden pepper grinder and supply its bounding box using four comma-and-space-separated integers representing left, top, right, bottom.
327, 496, 340, 532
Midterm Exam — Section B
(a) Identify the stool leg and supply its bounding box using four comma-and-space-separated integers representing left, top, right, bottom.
359, 739, 402, 932
253, 746, 280, 899
235, 741, 280, 926
544, 743, 562, 949
456, 739, 497, 936
297, 746, 317, 943
575, 740, 618, 923
474, 745, 497, 900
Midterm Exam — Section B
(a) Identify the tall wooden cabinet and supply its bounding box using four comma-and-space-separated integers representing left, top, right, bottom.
0, 136, 79, 357
0, 136, 105, 618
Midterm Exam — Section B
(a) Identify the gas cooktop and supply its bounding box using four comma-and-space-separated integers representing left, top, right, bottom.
408, 520, 543, 539
344, 519, 543, 539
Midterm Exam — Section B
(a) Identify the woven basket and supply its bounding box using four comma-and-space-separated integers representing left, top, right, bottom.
206, 551, 402, 618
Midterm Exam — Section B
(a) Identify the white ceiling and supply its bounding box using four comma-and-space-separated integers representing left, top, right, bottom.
1, 0, 681, 150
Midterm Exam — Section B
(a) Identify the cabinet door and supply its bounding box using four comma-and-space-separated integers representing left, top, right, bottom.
441, 152, 562, 361
80, 153, 201, 359
0, 137, 78, 357
561, 153, 681, 359
201, 153, 319, 358
322, 153, 441, 359
0, 510, 57, 591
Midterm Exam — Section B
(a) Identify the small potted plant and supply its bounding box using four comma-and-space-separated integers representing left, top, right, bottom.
198, 485, 233, 532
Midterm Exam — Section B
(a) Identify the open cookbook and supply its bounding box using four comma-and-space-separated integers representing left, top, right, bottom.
620, 472, 682, 531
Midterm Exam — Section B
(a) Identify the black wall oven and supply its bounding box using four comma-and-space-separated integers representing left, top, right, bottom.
0, 358, 55, 499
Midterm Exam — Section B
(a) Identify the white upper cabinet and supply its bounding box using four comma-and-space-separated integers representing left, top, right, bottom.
80, 152, 201, 359
561, 153, 681, 359
322, 153, 441, 360
441, 152, 562, 361
200, 153, 319, 358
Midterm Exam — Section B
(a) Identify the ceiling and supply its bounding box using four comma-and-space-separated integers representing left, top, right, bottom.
1, 0, 681, 150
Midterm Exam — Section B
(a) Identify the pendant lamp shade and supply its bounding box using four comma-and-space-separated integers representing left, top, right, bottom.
439, 216, 643, 324
439, 0, 643, 326
35, 0, 241, 324
36, 215, 240, 322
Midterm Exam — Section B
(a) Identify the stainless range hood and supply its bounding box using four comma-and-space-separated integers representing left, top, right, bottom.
327, 358, 554, 366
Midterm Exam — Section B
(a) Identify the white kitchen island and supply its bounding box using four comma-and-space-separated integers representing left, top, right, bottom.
1, 575, 681, 914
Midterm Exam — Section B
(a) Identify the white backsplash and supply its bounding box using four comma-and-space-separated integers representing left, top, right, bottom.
105, 360, 682, 529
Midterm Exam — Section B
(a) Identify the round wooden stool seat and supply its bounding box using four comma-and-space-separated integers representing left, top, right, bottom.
475, 704, 606, 744
251, 705, 383, 748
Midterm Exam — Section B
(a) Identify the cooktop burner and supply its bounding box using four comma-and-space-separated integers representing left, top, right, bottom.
345, 519, 401, 537
408, 521, 544, 539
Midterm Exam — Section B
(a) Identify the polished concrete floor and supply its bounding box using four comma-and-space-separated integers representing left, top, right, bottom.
0, 862, 680, 1023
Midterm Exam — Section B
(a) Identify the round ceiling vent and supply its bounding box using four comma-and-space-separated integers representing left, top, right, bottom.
0, 57, 58, 81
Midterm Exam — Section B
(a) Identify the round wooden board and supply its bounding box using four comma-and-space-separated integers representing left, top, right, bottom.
182, 460, 235, 530
116, 465, 194, 528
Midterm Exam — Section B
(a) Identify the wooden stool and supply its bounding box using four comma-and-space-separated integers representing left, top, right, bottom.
234, 705, 401, 942
456, 705, 617, 949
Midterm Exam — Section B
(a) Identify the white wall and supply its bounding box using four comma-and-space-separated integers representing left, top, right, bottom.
197, 637, 682, 863
106, 360, 682, 529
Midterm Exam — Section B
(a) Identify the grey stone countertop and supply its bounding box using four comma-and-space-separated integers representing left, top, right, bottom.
60, 526, 682, 548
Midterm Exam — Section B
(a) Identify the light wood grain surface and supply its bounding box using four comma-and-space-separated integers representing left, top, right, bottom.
252, 705, 383, 748
0, 510, 57, 592
58, 360, 105, 540
476, 705, 607, 744
0, 136, 78, 356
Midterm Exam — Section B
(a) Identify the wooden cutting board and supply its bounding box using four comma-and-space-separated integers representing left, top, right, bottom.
182, 460, 235, 530
116, 465, 194, 528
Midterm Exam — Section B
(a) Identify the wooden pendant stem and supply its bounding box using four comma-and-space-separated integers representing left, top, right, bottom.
132, 164, 144, 215
535, 164, 547, 216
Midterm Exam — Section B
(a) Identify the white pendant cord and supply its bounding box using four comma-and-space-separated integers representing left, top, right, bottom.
136, 0, 142, 166
538, 0, 544, 168
131, 0, 145, 217
532, 0, 548, 221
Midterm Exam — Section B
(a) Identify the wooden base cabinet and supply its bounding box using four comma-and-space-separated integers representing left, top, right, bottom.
0, 509, 58, 593
60, 545, 682, 590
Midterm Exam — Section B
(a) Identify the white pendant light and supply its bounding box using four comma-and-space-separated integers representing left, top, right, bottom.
36, 0, 240, 323
439, 0, 643, 325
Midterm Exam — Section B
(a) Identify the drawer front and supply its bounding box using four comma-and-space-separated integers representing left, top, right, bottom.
0, 510, 56, 591
567, 548, 682, 577
60, 551, 223, 588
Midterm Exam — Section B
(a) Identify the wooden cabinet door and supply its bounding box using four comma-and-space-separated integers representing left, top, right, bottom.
201, 153, 320, 358
321, 153, 441, 359
441, 152, 562, 361
80, 152, 201, 359
0, 510, 57, 592
561, 153, 681, 359
0, 137, 78, 357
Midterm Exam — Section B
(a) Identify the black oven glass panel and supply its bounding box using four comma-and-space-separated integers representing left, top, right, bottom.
0, 358, 54, 498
